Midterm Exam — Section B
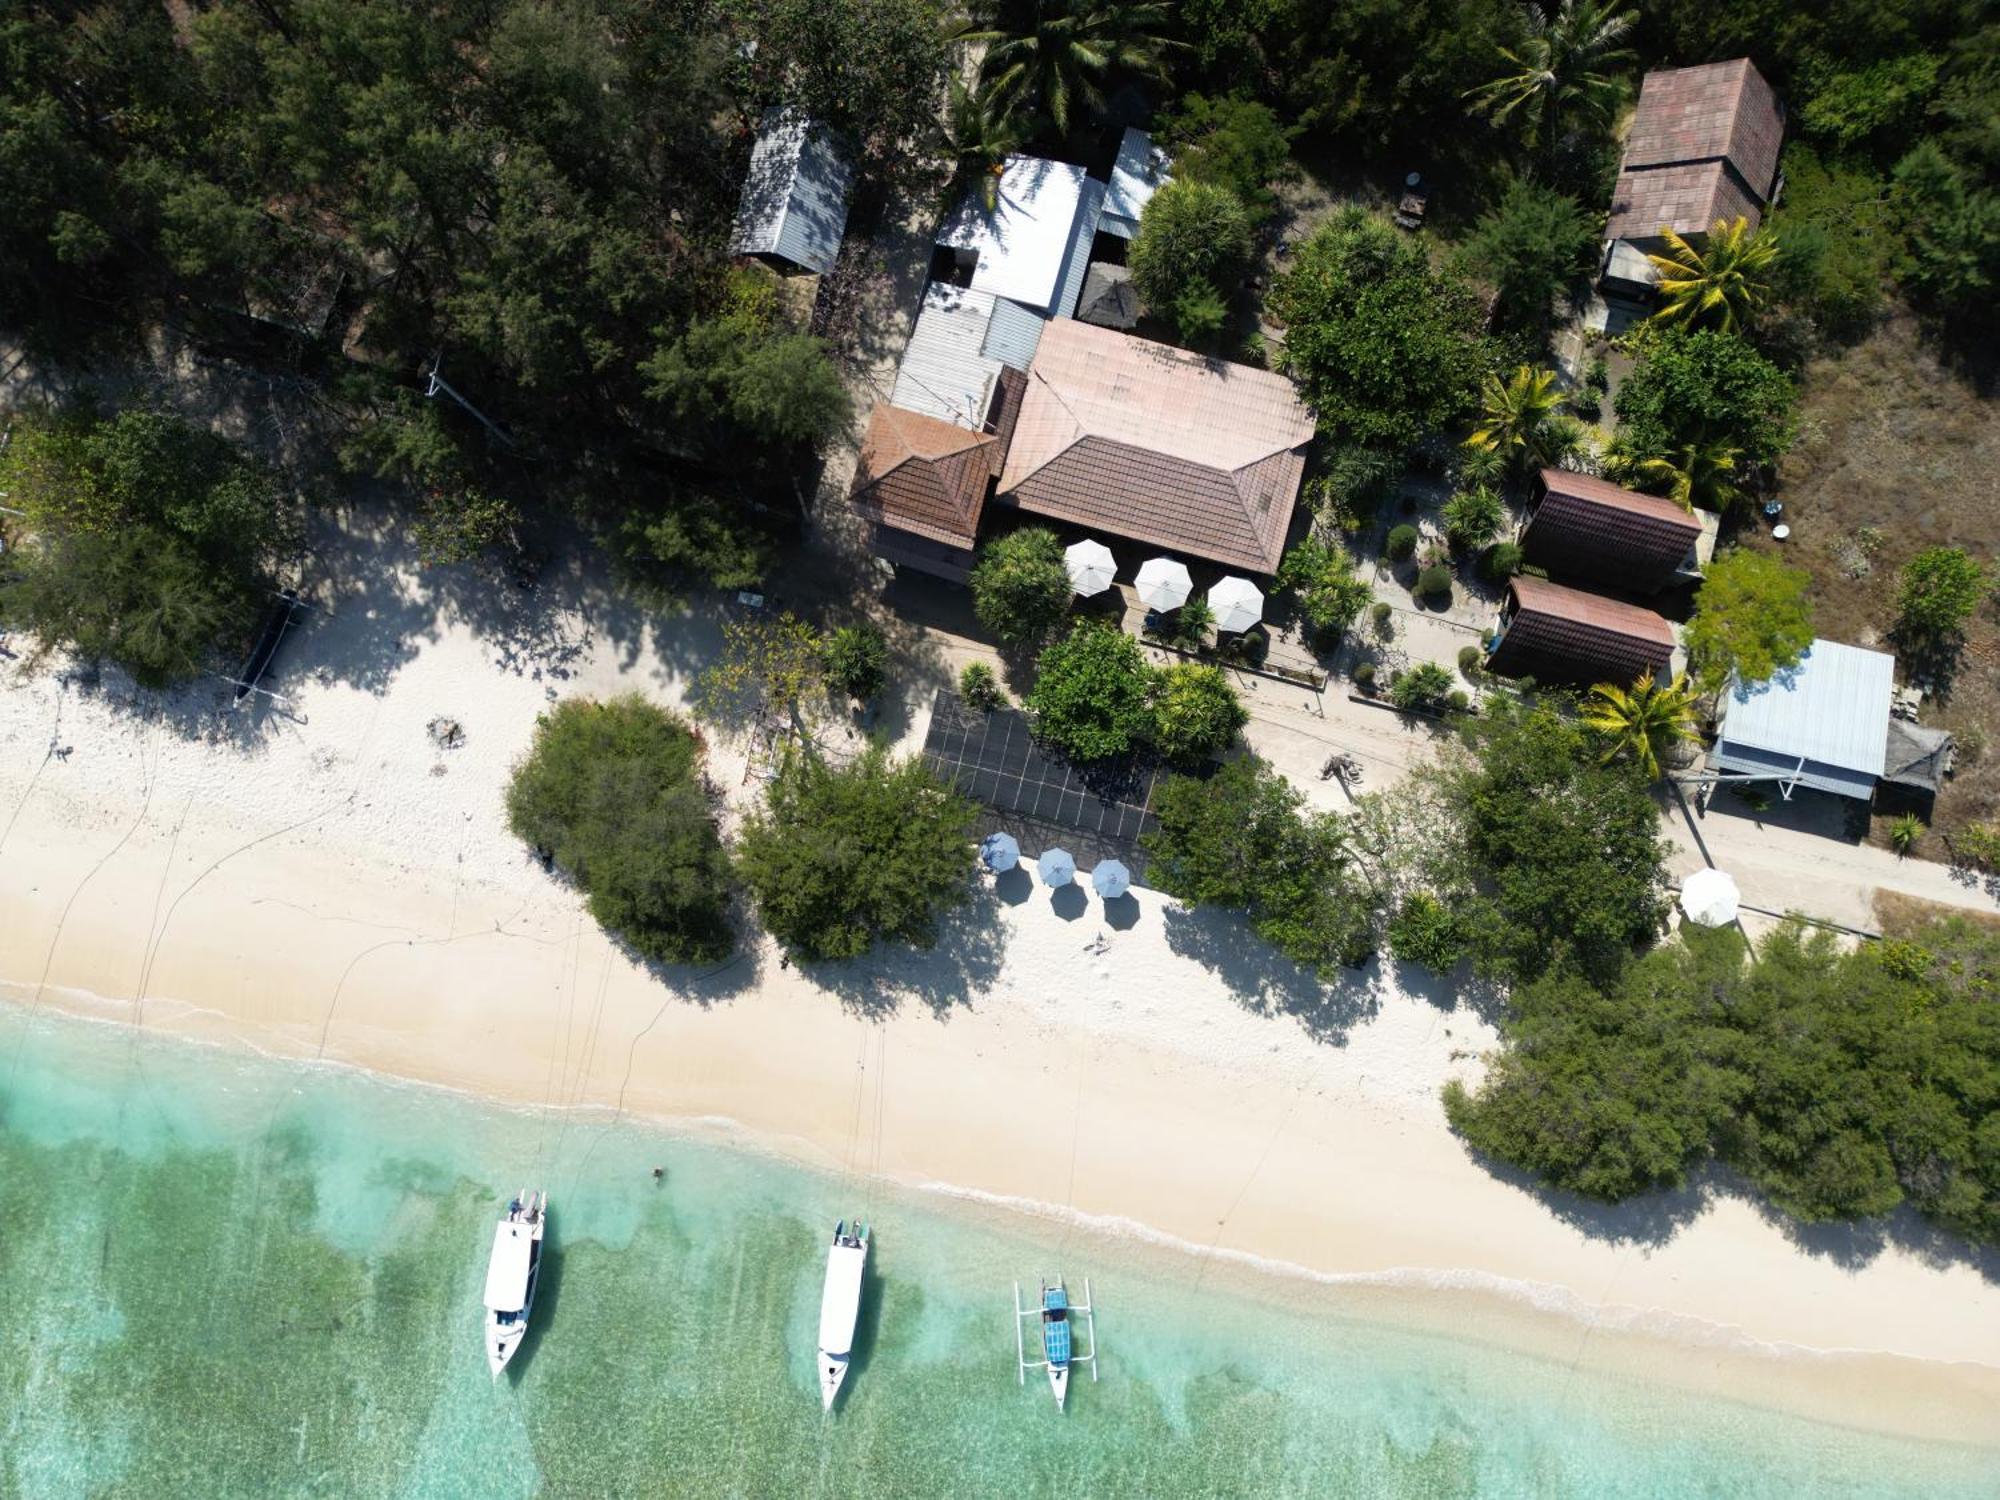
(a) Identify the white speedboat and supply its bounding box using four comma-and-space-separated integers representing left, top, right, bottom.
484, 1190, 546, 1377
817, 1219, 869, 1411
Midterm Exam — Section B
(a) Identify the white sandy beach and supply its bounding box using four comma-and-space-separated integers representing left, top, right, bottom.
2, 513, 1997, 1445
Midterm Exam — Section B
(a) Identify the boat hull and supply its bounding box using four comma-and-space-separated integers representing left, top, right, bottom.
818, 1355, 849, 1412
1049, 1364, 1069, 1410
488, 1317, 528, 1378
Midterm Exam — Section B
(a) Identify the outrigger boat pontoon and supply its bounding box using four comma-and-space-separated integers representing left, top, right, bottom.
483, 1190, 546, 1377
817, 1219, 869, 1411
1015, 1276, 1096, 1410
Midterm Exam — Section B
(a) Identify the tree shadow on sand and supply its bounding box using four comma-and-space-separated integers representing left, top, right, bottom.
802, 885, 1008, 1020
1159, 904, 1378, 1045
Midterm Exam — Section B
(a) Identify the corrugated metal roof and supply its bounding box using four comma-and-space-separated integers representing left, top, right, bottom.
937, 156, 1090, 312
981, 295, 1047, 370
891, 283, 1005, 428
730, 107, 855, 274
1716, 638, 1892, 778
1052, 178, 1107, 318
1709, 741, 1880, 801
1100, 128, 1170, 239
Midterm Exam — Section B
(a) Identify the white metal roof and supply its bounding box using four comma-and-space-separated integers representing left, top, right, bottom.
818, 1241, 866, 1355
937, 156, 1091, 312
1051, 177, 1107, 318
1100, 128, 1171, 238
890, 283, 1005, 428
1715, 638, 1893, 782
484, 1221, 535, 1313
730, 107, 854, 274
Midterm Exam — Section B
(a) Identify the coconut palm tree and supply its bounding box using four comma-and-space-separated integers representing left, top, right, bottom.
1465, 365, 1567, 473
1646, 218, 1781, 333
942, 75, 1024, 211
1613, 433, 1742, 512
1467, 0, 1639, 150
958, 0, 1175, 137
1581, 671, 1699, 779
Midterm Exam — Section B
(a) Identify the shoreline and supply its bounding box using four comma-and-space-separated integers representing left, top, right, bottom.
7, 979, 2000, 1452
4, 536, 1998, 1454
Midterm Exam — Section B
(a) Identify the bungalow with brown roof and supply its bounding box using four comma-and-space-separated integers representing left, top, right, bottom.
1487, 575, 1676, 688
1602, 59, 1784, 296
1519, 468, 1708, 593
848, 370, 1024, 583
994, 320, 1314, 575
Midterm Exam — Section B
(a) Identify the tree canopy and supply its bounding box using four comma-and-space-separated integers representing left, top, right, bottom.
1613, 328, 1797, 474
735, 744, 978, 963
1023, 621, 1156, 763
970, 528, 1072, 648
0, 405, 291, 688
506, 696, 735, 965
1268, 207, 1488, 451
1683, 548, 1816, 694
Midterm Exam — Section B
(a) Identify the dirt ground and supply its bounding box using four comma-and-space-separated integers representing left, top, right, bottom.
1750, 314, 1999, 851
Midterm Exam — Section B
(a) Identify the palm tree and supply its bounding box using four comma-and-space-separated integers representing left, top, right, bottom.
1467, 0, 1639, 150
1646, 218, 1780, 333
958, 1, 1175, 137
1581, 671, 1699, 779
1466, 365, 1566, 473
942, 75, 1024, 211
1616, 433, 1742, 512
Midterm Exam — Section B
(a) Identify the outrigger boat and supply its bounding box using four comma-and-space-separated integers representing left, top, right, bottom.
817, 1219, 869, 1411
483, 1190, 546, 1377
1014, 1276, 1096, 1410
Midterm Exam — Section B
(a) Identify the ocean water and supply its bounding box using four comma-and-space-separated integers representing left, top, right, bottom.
0, 1007, 1992, 1500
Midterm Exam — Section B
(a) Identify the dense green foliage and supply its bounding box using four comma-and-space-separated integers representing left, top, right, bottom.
1441, 485, 1506, 550
1157, 94, 1297, 223
822, 622, 889, 701
506, 696, 734, 964
1390, 661, 1458, 711
1613, 329, 1797, 474
735, 744, 977, 963
1024, 622, 1156, 762
1683, 549, 1816, 693
1268, 208, 1487, 451
1276, 537, 1372, 634
1459, 177, 1600, 338
0, 406, 289, 688
1895, 545, 1990, 645
1448, 918, 2000, 1237
1127, 180, 1253, 344
958, 660, 1005, 710
1148, 663, 1249, 765
1145, 757, 1379, 975
970, 528, 1072, 647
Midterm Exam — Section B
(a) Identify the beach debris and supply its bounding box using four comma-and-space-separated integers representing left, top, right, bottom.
427, 716, 466, 750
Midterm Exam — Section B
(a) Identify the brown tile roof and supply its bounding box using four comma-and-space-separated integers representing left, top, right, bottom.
849, 404, 997, 550
1607, 58, 1783, 243
1490, 576, 1675, 688
1523, 469, 1702, 593
995, 320, 1314, 573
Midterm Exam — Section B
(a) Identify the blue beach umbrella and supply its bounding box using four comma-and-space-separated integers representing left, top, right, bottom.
1090, 860, 1131, 899
1037, 848, 1077, 887
980, 832, 1021, 873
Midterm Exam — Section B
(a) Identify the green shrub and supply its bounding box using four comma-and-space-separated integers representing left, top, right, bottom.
1887, 813, 1924, 856
1159, 94, 1297, 223
1370, 601, 1394, 637
737, 745, 977, 963
970, 527, 1072, 646
1416, 564, 1452, 599
1458, 645, 1484, 678
1389, 660, 1455, 710
1387, 893, 1463, 972
1277, 536, 1371, 633
1447, 688, 1472, 714
1128, 180, 1252, 340
823, 622, 888, 701
1149, 662, 1248, 765
1482, 542, 1524, 580
1585, 355, 1609, 393
1895, 546, 1989, 644
1353, 662, 1376, 688
506, 696, 734, 964
958, 660, 1004, 710
1442, 485, 1505, 551
1024, 622, 1156, 761
1386, 524, 1419, 561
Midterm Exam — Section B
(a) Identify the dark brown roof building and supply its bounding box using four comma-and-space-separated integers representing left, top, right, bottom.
1488, 576, 1675, 688
995, 320, 1314, 573
1606, 59, 1784, 247
849, 404, 999, 552
1520, 468, 1703, 593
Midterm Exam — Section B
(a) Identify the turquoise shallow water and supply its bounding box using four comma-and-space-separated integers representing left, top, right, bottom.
1, 1005, 1993, 1499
